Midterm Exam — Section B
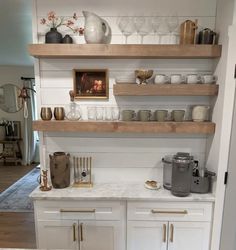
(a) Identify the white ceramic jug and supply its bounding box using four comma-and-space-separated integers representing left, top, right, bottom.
83, 11, 112, 44
192, 106, 210, 122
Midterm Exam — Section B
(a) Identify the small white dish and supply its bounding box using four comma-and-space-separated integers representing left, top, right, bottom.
144, 180, 161, 190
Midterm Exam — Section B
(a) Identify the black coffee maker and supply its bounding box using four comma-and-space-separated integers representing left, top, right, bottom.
171, 152, 195, 197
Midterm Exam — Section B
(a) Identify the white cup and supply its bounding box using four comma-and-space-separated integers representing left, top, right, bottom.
192, 106, 210, 122
154, 74, 169, 84
186, 74, 201, 84
201, 75, 217, 84
170, 74, 183, 84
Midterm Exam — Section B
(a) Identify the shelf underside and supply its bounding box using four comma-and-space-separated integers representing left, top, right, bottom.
33, 120, 215, 134
113, 84, 219, 96
28, 44, 222, 59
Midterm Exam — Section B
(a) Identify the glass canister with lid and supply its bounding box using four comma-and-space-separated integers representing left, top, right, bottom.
162, 155, 173, 190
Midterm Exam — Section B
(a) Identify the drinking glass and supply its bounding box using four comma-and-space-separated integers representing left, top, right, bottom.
134, 16, 151, 44
87, 107, 96, 120
166, 13, 179, 44
117, 16, 135, 44
105, 107, 113, 120
96, 107, 104, 120
112, 107, 120, 120
151, 15, 162, 43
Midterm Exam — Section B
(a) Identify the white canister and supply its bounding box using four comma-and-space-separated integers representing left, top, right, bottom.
192, 106, 210, 122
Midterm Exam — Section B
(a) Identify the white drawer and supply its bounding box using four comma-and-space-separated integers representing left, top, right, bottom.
127, 201, 213, 222
35, 200, 125, 221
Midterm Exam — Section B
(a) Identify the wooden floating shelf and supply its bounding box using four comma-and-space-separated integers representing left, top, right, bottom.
33, 120, 215, 134
113, 83, 219, 96
28, 44, 222, 59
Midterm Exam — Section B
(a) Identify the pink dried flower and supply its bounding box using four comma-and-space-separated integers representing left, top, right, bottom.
47, 11, 56, 21
78, 27, 84, 35
67, 20, 74, 26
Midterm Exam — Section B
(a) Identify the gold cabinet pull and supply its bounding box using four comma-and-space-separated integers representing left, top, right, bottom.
60, 208, 96, 213
163, 224, 167, 243
73, 223, 76, 242
151, 209, 188, 215
170, 224, 174, 242
80, 223, 84, 242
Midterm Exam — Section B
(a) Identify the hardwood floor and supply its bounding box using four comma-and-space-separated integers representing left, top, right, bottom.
0, 163, 35, 193
0, 212, 36, 248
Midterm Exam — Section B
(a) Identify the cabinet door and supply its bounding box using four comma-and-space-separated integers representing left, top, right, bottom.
37, 220, 78, 250
79, 220, 124, 250
168, 221, 211, 250
127, 221, 168, 250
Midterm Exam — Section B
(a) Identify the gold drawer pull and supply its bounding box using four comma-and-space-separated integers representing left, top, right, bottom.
170, 224, 174, 242
151, 209, 188, 215
60, 208, 96, 213
73, 223, 76, 242
163, 224, 167, 242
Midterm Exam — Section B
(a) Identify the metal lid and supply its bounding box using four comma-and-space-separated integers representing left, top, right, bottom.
173, 152, 194, 164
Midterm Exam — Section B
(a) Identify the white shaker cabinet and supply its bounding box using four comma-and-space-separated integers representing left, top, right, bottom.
168, 221, 211, 250
79, 220, 123, 250
37, 220, 79, 250
34, 200, 126, 250
127, 201, 213, 250
127, 221, 168, 250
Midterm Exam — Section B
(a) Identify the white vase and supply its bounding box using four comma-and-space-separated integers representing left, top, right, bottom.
83, 11, 112, 44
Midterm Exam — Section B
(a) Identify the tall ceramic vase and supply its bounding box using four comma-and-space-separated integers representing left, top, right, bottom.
45, 28, 62, 44
49, 152, 70, 188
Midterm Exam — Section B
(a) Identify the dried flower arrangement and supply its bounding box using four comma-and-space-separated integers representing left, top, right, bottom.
40, 11, 84, 35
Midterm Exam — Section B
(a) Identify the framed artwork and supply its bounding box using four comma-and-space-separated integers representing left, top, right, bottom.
5, 121, 21, 140
73, 69, 109, 100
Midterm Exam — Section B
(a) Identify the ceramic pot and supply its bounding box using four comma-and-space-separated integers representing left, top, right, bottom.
83, 11, 112, 44
62, 34, 73, 44
45, 28, 62, 44
49, 152, 70, 189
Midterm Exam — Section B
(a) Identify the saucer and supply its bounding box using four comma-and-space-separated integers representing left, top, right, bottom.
144, 180, 161, 190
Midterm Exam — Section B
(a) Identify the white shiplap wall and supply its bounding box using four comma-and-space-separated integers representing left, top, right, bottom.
34, 0, 217, 183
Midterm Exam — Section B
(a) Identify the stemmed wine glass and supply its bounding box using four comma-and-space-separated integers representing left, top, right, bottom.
151, 15, 162, 44
134, 16, 151, 44
117, 16, 135, 44
166, 13, 179, 44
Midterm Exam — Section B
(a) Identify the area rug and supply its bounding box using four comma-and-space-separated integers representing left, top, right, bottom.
0, 168, 40, 212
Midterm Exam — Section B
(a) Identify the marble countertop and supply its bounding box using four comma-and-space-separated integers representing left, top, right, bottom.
30, 182, 215, 202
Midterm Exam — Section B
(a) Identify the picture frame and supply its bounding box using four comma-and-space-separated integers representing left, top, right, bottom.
5, 121, 21, 140
73, 69, 109, 100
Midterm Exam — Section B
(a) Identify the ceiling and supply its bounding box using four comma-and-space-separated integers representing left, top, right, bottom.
0, 0, 33, 66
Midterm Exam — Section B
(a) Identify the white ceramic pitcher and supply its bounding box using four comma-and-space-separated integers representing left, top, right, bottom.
83, 11, 112, 44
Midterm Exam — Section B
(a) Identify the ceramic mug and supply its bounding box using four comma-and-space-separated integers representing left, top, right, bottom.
54, 107, 65, 120
154, 74, 169, 84
138, 110, 152, 121
201, 75, 217, 84
186, 74, 201, 84
122, 110, 136, 121
192, 106, 210, 121
170, 74, 184, 84
172, 110, 185, 122
154, 110, 168, 121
